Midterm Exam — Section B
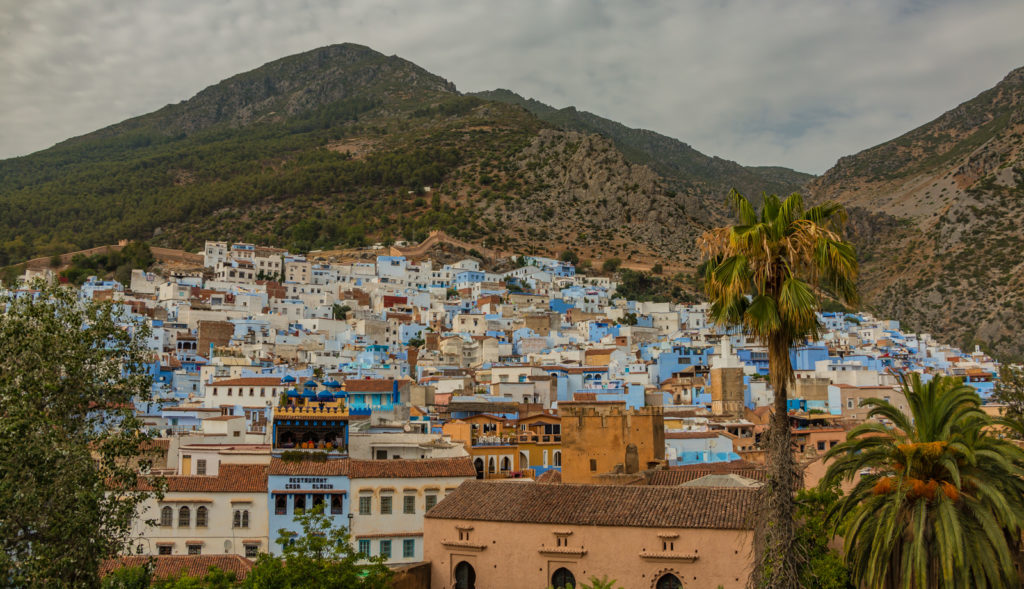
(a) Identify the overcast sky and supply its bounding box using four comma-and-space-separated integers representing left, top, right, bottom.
2, 0, 1022, 173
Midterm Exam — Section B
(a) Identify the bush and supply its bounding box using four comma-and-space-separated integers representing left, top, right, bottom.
602, 257, 622, 273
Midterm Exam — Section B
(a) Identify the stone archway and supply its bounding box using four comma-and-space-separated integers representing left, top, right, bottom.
473, 458, 484, 480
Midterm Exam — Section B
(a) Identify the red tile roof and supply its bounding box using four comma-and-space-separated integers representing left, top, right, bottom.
426, 481, 758, 530
344, 379, 396, 392
651, 461, 768, 485
349, 457, 477, 479
665, 431, 723, 440
268, 457, 350, 476
100, 555, 254, 580
140, 464, 267, 493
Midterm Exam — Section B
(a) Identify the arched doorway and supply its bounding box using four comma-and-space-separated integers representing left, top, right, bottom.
656, 573, 683, 589
500, 456, 511, 472
473, 458, 484, 480
488, 457, 496, 474
551, 567, 576, 589
519, 451, 529, 469
454, 561, 475, 589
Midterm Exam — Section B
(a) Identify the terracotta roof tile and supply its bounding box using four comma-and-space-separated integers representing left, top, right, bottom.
426, 480, 758, 530
349, 457, 477, 479
100, 555, 253, 580
344, 379, 397, 392
268, 457, 350, 476
651, 461, 768, 485
140, 464, 267, 493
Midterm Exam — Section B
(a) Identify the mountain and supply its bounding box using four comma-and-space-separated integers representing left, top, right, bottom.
810, 66, 1024, 360
0, 43, 810, 273
472, 89, 813, 223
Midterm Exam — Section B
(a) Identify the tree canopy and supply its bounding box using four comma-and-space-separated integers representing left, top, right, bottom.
823, 373, 1024, 588
0, 281, 161, 587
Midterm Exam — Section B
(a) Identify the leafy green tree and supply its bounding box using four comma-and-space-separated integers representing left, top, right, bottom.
822, 373, 1024, 588
700, 191, 858, 588
102, 564, 153, 589
0, 281, 161, 587
989, 364, 1024, 438
559, 249, 580, 265
601, 257, 622, 274
243, 503, 392, 589
331, 304, 350, 321
650, 263, 663, 274
794, 486, 852, 589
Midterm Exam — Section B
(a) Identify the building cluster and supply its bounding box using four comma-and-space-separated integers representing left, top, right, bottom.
12, 240, 1003, 588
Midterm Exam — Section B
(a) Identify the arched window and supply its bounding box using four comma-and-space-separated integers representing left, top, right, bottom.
178, 506, 190, 527
275, 494, 287, 515
454, 561, 476, 589
656, 573, 683, 589
473, 458, 484, 480
553, 451, 562, 467
241, 510, 249, 528
160, 506, 173, 527
196, 506, 208, 527
551, 568, 576, 589
500, 457, 511, 472
294, 494, 306, 513
233, 510, 241, 528
488, 457, 496, 474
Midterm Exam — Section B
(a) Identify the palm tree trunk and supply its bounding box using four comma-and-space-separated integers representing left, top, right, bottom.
750, 334, 800, 588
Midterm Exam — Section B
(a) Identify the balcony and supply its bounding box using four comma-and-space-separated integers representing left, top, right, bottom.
274, 405, 350, 419
517, 433, 561, 444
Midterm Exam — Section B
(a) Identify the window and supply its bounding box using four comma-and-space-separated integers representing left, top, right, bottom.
359, 496, 372, 515
589, 459, 597, 472
242, 510, 249, 528
403, 538, 415, 558
178, 506, 190, 527
375, 450, 388, 460
817, 441, 826, 451
160, 506, 173, 527
188, 544, 201, 555
233, 510, 241, 528
847, 398, 854, 409
294, 494, 306, 513
312, 495, 324, 511
358, 540, 371, 556
331, 494, 344, 515
275, 494, 287, 515
196, 506, 208, 527
245, 544, 259, 558
379, 540, 391, 559
158, 545, 172, 555
380, 496, 393, 515
403, 495, 416, 514
196, 459, 206, 475
425, 494, 437, 511
136, 544, 144, 554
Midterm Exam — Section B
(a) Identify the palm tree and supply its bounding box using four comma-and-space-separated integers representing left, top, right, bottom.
699, 190, 858, 588
822, 373, 1024, 588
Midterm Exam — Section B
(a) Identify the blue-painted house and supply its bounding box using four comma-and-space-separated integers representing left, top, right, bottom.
267, 456, 351, 554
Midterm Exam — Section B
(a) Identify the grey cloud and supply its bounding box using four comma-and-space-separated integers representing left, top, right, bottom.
1, 0, 1022, 173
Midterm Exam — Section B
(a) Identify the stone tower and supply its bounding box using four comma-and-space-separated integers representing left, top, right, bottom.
710, 338, 745, 416
558, 400, 665, 484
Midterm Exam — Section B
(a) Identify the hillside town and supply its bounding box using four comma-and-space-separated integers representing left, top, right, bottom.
4, 238, 1006, 588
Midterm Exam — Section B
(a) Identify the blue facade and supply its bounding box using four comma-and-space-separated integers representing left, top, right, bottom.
656, 345, 711, 384
268, 464, 351, 555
